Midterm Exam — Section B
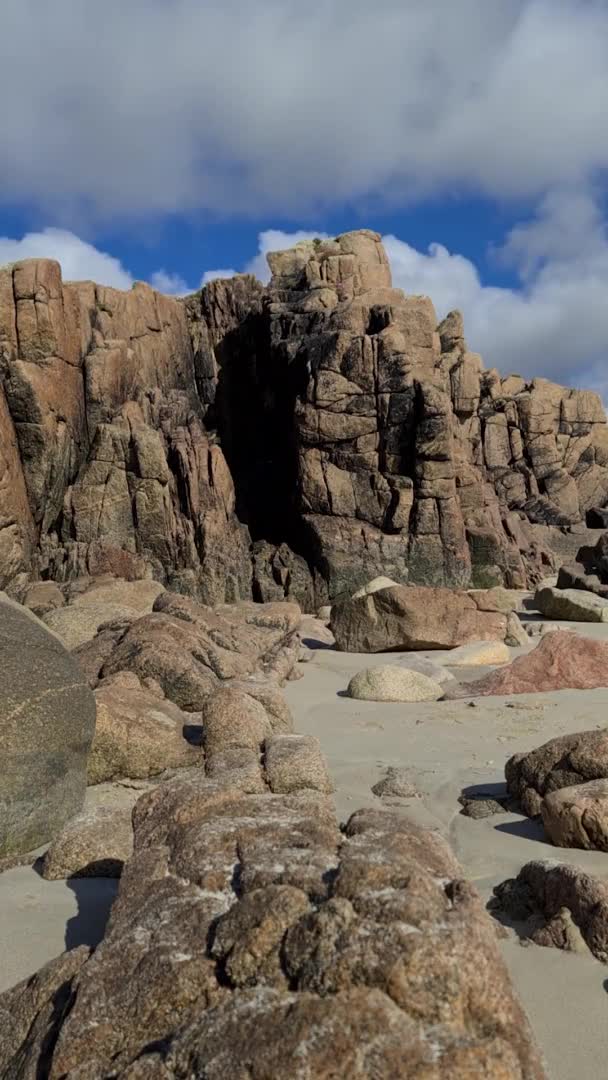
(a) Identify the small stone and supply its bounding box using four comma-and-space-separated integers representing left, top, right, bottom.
372, 767, 418, 798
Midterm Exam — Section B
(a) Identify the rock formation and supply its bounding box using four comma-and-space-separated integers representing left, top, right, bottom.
2, 232, 608, 608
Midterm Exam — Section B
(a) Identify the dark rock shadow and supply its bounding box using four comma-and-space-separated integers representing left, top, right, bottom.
300, 636, 335, 651
64, 877, 119, 951
460, 781, 508, 801
494, 817, 546, 843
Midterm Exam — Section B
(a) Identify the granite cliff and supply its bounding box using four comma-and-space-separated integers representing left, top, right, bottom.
2, 230, 607, 607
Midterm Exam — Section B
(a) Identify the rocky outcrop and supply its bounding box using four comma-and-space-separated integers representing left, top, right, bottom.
447, 630, 608, 699
0, 768, 546, 1078
0, 261, 252, 602
0, 594, 96, 857
2, 234, 608, 609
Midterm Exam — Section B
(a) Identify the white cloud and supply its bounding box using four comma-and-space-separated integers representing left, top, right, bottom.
0, 1, 607, 220
149, 269, 192, 296
0, 228, 198, 296
0, 228, 134, 289
200, 268, 237, 287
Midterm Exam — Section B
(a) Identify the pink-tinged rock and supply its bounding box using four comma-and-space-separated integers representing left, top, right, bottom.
447, 630, 608, 698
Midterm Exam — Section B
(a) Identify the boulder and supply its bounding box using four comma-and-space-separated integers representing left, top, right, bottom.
446, 640, 511, 667
491, 860, 608, 963
347, 665, 443, 702
89, 672, 198, 785
351, 576, 400, 599
202, 687, 284, 759
264, 735, 334, 794
447, 631, 608, 700
535, 585, 608, 622
22, 580, 65, 617
541, 780, 608, 851
63, 576, 165, 612
331, 584, 510, 653
41, 804, 133, 879
506, 728, 608, 816
0, 595, 96, 856
0, 770, 546, 1078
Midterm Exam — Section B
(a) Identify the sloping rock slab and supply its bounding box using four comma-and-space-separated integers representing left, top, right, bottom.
446, 631, 608, 699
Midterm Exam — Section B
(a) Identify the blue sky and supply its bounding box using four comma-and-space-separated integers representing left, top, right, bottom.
1, 0, 607, 393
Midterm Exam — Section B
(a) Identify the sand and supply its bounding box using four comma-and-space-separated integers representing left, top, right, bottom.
2, 611, 608, 1076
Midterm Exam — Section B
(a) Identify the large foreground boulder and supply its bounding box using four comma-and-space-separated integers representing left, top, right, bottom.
506, 728, 608, 816
0, 771, 546, 1078
0, 595, 96, 856
447, 631, 608, 699
330, 584, 515, 652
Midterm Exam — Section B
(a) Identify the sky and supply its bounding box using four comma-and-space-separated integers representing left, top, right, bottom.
1, 0, 607, 394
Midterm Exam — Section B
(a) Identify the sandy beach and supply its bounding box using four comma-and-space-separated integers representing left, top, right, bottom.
3, 611, 608, 1078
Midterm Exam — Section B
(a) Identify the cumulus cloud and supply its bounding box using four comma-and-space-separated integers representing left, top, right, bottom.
0, 228, 198, 295
0, 1, 607, 220
0, 228, 135, 288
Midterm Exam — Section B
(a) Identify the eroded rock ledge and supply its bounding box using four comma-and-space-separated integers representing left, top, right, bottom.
2, 231, 607, 607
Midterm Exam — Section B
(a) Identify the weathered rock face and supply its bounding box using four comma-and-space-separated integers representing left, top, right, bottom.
0, 595, 96, 856
0, 261, 252, 603
0, 770, 546, 1078
557, 529, 608, 599
2, 234, 607, 608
